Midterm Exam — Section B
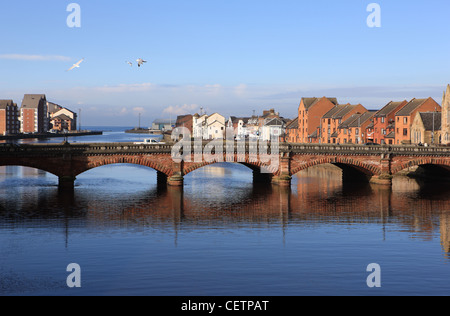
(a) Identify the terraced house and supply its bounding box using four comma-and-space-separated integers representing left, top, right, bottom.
320, 103, 367, 144
372, 100, 408, 145
297, 97, 338, 143
394, 98, 441, 145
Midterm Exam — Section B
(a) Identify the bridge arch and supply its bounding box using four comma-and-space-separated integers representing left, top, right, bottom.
391, 158, 450, 175
75, 155, 174, 177
290, 156, 381, 180
0, 160, 60, 178
183, 159, 277, 177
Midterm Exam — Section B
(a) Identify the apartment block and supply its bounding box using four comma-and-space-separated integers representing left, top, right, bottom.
0, 100, 20, 135
394, 98, 441, 145
20, 94, 48, 133
372, 100, 408, 145
298, 97, 338, 143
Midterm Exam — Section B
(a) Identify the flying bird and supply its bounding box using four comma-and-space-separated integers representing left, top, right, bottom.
67, 58, 84, 71
136, 58, 147, 67
126, 61, 133, 67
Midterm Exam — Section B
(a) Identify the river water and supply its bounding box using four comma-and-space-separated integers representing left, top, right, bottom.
0, 127, 449, 296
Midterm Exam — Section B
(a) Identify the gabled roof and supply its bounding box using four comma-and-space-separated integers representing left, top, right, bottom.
375, 101, 408, 117
21, 94, 46, 109
323, 104, 362, 119
308, 130, 318, 138
338, 112, 373, 129
286, 117, 299, 129
395, 98, 429, 116
418, 112, 441, 131
385, 131, 395, 139
302, 97, 338, 110
0, 100, 16, 109
264, 117, 285, 126
52, 114, 72, 121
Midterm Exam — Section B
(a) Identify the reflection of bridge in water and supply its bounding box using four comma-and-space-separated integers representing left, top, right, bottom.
2, 166, 448, 257
1, 142, 450, 189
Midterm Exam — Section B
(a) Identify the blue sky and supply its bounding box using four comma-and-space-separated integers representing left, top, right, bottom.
1, 0, 450, 126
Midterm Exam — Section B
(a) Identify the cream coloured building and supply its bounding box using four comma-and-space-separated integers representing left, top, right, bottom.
442, 84, 450, 145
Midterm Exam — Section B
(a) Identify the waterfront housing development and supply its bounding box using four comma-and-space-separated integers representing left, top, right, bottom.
0, 94, 78, 135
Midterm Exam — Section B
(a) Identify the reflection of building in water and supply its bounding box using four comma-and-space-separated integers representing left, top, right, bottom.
21, 167, 47, 178
294, 163, 343, 197
441, 212, 450, 257
392, 176, 421, 192
188, 165, 227, 177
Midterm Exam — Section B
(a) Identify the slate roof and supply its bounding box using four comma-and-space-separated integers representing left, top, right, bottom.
21, 94, 46, 109
395, 98, 428, 116
419, 112, 441, 131
302, 97, 338, 110
0, 100, 16, 109
286, 117, 299, 129
375, 101, 407, 117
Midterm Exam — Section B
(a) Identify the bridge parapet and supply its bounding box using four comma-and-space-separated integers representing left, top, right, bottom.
2, 142, 450, 189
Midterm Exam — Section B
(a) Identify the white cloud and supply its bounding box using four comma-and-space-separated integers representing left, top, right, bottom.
163, 104, 199, 115
95, 83, 154, 93
133, 107, 146, 114
0, 54, 71, 61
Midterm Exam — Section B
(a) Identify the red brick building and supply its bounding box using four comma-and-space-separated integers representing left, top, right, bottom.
20, 94, 48, 133
321, 103, 367, 144
394, 98, 441, 145
285, 117, 299, 143
297, 97, 338, 143
0, 100, 20, 135
175, 114, 194, 134
372, 100, 408, 145
337, 111, 375, 144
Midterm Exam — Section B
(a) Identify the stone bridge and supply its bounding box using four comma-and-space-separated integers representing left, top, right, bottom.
1, 141, 450, 189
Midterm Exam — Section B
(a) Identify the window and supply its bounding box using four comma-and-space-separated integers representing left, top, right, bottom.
403, 117, 408, 124
381, 117, 385, 123
403, 128, 408, 136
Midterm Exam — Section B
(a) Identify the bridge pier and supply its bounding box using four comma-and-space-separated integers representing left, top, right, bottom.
370, 154, 393, 186
271, 155, 292, 187
168, 161, 184, 186
369, 175, 393, 186
58, 176, 76, 190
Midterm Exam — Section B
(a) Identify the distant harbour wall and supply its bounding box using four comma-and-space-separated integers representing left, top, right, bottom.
0, 130, 103, 141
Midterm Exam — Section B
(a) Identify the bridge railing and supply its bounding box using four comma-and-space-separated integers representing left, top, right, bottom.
1, 142, 450, 156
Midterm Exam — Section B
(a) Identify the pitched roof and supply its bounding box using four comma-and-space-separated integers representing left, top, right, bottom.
302, 97, 338, 110
264, 117, 285, 126
308, 130, 318, 138
323, 103, 363, 119
21, 94, 47, 110
418, 112, 441, 131
52, 114, 72, 121
375, 101, 407, 117
0, 100, 16, 109
338, 112, 373, 129
385, 131, 395, 139
47, 101, 63, 113
395, 98, 429, 116
286, 117, 299, 129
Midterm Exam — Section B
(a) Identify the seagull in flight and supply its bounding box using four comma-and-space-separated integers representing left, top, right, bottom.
136, 58, 147, 68
126, 61, 133, 67
67, 58, 84, 71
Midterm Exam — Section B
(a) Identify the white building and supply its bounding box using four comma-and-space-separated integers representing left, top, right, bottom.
260, 117, 287, 141
192, 112, 226, 140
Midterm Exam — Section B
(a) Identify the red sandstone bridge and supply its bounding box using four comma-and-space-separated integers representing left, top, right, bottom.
1, 141, 450, 189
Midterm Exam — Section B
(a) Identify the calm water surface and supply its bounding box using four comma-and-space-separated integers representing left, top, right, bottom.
0, 127, 449, 296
